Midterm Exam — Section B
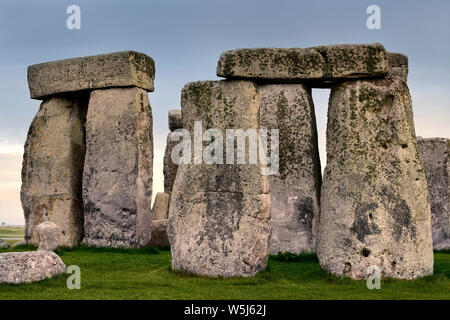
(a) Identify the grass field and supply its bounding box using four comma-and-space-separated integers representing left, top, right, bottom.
0, 244, 449, 300
0, 226, 24, 245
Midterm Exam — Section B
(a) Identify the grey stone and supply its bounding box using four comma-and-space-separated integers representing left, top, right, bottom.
83, 87, 153, 248
0, 239, 10, 248
37, 221, 64, 251
417, 137, 450, 250
0, 251, 66, 284
168, 110, 182, 131
28, 51, 155, 99
259, 84, 321, 254
217, 43, 388, 85
317, 57, 434, 279
152, 192, 170, 220
21, 96, 87, 248
149, 219, 170, 247
163, 132, 180, 194
169, 80, 271, 277
12, 240, 27, 248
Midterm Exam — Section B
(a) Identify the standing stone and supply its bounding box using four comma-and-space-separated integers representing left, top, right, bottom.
149, 219, 170, 247
417, 137, 450, 250
37, 221, 65, 251
169, 80, 271, 277
83, 87, 153, 248
0, 251, 66, 284
259, 84, 321, 254
168, 110, 182, 132
21, 96, 87, 247
164, 110, 183, 194
152, 192, 170, 220
317, 54, 434, 279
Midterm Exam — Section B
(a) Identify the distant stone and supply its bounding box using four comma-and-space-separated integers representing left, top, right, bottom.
317, 59, 434, 279
417, 137, 450, 250
0, 239, 10, 248
149, 219, 170, 247
28, 51, 155, 99
168, 110, 182, 131
21, 96, 87, 248
217, 43, 388, 85
152, 193, 170, 220
169, 80, 271, 277
259, 84, 321, 254
83, 87, 153, 248
12, 240, 27, 248
37, 221, 64, 251
163, 132, 180, 194
0, 251, 66, 284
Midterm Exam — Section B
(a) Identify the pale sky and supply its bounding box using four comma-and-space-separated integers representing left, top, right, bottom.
0, 0, 449, 225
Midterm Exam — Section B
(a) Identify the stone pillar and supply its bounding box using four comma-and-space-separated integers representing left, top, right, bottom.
23, 51, 155, 248
417, 137, 450, 250
83, 87, 153, 248
168, 80, 271, 277
259, 84, 321, 254
21, 96, 87, 247
164, 110, 182, 194
317, 53, 433, 279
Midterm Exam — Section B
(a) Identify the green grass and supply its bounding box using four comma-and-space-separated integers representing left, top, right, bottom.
0, 245, 449, 300
0, 226, 24, 245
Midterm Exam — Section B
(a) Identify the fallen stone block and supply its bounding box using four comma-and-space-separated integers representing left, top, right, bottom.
217, 43, 388, 85
169, 80, 271, 277
28, 51, 155, 99
149, 219, 170, 247
21, 96, 87, 247
152, 192, 170, 220
417, 137, 450, 250
0, 251, 66, 284
0, 239, 10, 249
259, 84, 321, 254
317, 54, 433, 279
83, 87, 153, 248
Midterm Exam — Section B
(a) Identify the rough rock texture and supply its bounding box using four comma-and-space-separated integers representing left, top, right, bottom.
317, 55, 434, 279
168, 109, 183, 131
0, 239, 10, 248
21, 96, 87, 248
217, 44, 388, 85
37, 221, 65, 251
417, 137, 450, 250
152, 192, 170, 220
0, 251, 66, 284
28, 51, 155, 99
149, 219, 170, 247
259, 84, 321, 254
169, 80, 271, 277
163, 132, 180, 194
83, 87, 153, 248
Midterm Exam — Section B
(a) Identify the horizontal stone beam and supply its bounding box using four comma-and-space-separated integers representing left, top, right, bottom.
217, 43, 388, 86
28, 51, 155, 99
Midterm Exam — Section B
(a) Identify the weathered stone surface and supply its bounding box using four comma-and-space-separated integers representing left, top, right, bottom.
149, 219, 170, 247
37, 221, 64, 251
152, 192, 170, 220
163, 132, 180, 194
0, 251, 66, 284
169, 80, 271, 277
28, 51, 155, 99
259, 84, 321, 254
0, 239, 10, 248
417, 137, 450, 250
83, 87, 153, 248
317, 59, 433, 279
217, 44, 388, 85
168, 110, 182, 131
21, 96, 87, 248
